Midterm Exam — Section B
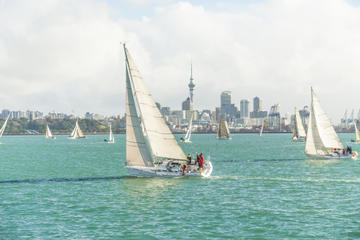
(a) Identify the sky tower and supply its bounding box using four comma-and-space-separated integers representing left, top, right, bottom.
188, 63, 195, 102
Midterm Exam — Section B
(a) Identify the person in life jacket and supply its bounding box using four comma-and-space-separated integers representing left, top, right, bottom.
182, 164, 186, 175
187, 154, 192, 164
196, 153, 200, 167
199, 153, 204, 168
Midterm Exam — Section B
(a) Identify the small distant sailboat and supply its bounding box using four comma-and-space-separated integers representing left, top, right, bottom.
107, 124, 115, 143
45, 124, 56, 139
305, 88, 357, 159
69, 120, 86, 139
351, 121, 360, 143
259, 119, 264, 136
292, 107, 306, 142
180, 114, 192, 143
123, 44, 212, 177
217, 116, 231, 140
0, 115, 10, 140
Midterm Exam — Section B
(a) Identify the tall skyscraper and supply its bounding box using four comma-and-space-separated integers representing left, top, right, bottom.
220, 91, 236, 117
253, 96, 262, 112
221, 91, 232, 107
188, 64, 195, 103
240, 99, 249, 118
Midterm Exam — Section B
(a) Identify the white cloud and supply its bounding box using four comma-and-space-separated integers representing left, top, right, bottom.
0, 0, 360, 121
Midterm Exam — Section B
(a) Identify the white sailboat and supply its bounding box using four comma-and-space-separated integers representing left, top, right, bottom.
123, 44, 212, 177
108, 124, 115, 143
45, 124, 56, 139
181, 114, 192, 143
217, 116, 231, 140
351, 121, 360, 143
259, 119, 264, 136
292, 107, 306, 142
69, 120, 86, 139
0, 115, 10, 140
305, 88, 357, 159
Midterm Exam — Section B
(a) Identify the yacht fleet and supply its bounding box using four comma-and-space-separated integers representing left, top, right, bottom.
0, 45, 358, 178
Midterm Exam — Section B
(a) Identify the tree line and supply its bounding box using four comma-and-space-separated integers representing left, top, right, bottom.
0, 118, 125, 135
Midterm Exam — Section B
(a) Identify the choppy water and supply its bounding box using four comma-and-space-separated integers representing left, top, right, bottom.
1, 133, 360, 239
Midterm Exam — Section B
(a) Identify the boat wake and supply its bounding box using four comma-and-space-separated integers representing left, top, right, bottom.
0, 176, 132, 185
216, 158, 305, 163
204, 175, 360, 183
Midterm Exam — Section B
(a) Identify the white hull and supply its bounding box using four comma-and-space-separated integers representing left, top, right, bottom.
69, 136, 86, 139
306, 153, 357, 160
126, 161, 213, 177
292, 137, 305, 142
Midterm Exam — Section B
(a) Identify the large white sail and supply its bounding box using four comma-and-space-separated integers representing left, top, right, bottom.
45, 124, 54, 139
124, 45, 186, 166
294, 107, 306, 138
69, 120, 85, 139
76, 121, 85, 138
109, 124, 114, 143
259, 119, 264, 136
0, 115, 10, 137
305, 88, 343, 156
354, 121, 360, 141
184, 114, 193, 141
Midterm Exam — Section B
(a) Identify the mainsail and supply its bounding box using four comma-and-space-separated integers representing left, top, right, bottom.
124, 45, 187, 167
109, 124, 114, 143
259, 119, 264, 136
217, 116, 231, 139
69, 120, 85, 139
293, 107, 306, 139
45, 124, 54, 139
305, 88, 343, 156
0, 115, 10, 137
184, 114, 193, 141
354, 121, 360, 141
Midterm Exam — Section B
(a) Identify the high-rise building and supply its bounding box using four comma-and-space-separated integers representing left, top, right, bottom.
250, 96, 267, 119
253, 96, 262, 112
221, 91, 231, 107
182, 97, 193, 111
240, 99, 249, 118
220, 91, 236, 117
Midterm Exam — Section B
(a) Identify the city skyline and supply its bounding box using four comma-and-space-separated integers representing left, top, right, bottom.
1, 0, 360, 122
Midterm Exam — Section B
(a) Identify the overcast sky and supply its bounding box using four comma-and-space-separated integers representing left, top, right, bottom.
1, 0, 360, 122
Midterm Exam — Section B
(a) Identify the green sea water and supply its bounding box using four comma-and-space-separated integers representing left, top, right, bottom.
1, 133, 360, 239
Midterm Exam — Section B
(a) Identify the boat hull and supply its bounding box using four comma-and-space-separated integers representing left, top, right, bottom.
126, 161, 213, 177
305, 152, 357, 160
292, 137, 305, 142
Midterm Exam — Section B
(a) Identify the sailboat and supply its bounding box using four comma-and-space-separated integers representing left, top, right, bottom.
351, 121, 360, 143
259, 119, 264, 136
123, 44, 212, 177
0, 115, 10, 140
45, 124, 56, 139
69, 119, 86, 139
180, 114, 192, 143
107, 124, 115, 143
305, 88, 357, 159
217, 116, 231, 140
292, 107, 306, 142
